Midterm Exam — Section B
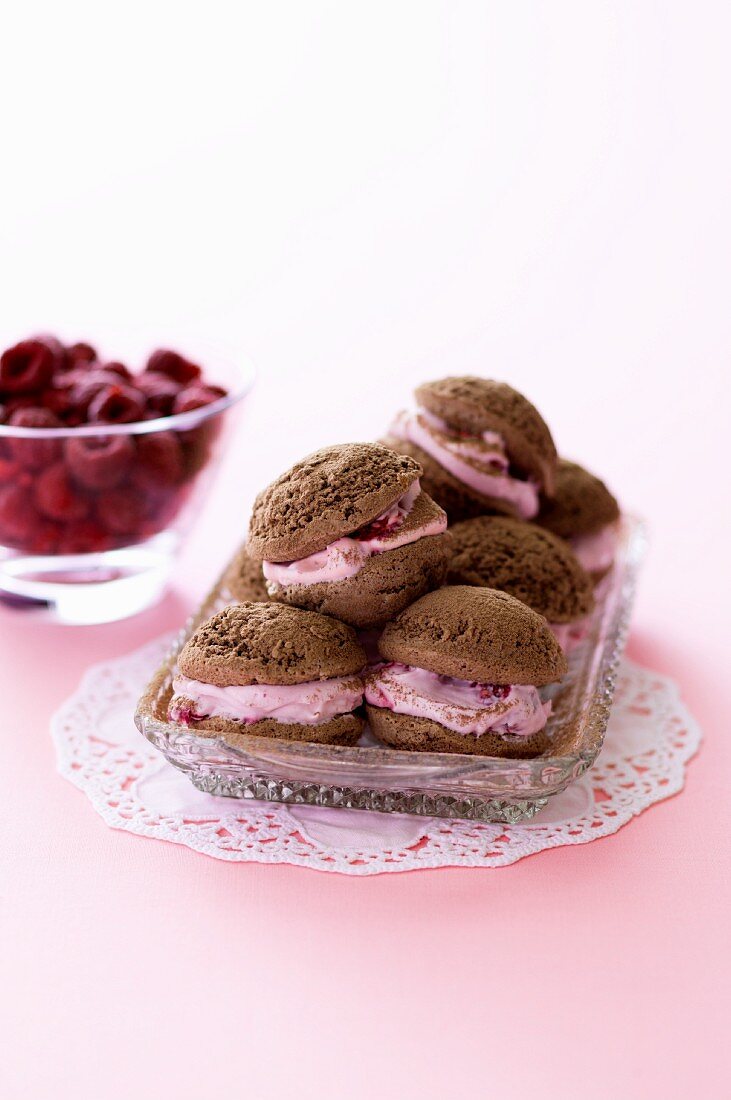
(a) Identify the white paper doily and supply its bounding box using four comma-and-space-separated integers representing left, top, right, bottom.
51, 634, 701, 875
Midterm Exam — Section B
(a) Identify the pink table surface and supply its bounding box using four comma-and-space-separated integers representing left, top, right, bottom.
1, 361, 729, 1100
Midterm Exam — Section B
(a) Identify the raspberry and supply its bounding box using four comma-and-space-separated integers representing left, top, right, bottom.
31, 334, 66, 370
173, 383, 226, 414
0, 484, 38, 545
133, 432, 184, 489
3, 395, 38, 414
58, 519, 111, 554
0, 341, 55, 394
101, 361, 132, 381
40, 384, 81, 422
0, 456, 19, 483
44, 369, 139, 423
64, 434, 135, 490
87, 383, 146, 424
96, 487, 145, 535
146, 349, 201, 385
480, 684, 511, 701
64, 342, 98, 369
27, 518, 62, 555
355, 512, 402, 540
59, 368, 121, 416
136, 485, 189, 538
8, 407, 62, 469
135, 371, 182, 416
33, 462, 90, 521
179, 431, 214, 477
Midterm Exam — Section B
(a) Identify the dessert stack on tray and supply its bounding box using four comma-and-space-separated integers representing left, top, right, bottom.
168, 376, 621, 759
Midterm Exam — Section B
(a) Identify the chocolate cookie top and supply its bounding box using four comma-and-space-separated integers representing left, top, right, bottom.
248, 443, 422, 562
379, 585, 567, 686
448, 516, 594, 623
415, 377, 558, 494
537, 459, 620, 539
178, 602, 367, 686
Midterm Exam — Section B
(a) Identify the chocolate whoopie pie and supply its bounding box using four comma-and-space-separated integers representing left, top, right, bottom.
247, 443, 451, 629
382, 377, 558, 522
447, 516, 594, 652
537, 459, 621, 581
222, 543, 272, 604
168, 603, 367, 747
365, 586, 567, 758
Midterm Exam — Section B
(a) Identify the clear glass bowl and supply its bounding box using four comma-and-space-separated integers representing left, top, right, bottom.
135, 516, 646, 824
0, 356, 253, 624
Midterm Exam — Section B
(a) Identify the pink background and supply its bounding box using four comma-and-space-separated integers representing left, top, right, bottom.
2, 4, 730, 1098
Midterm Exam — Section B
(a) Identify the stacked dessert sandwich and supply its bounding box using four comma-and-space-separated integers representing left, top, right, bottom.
169, 377, 621, 759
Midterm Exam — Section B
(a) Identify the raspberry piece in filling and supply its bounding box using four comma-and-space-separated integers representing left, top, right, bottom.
262, 481, 447, 589
365, 663, 551, 738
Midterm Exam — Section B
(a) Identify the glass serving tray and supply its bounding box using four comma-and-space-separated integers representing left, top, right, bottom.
135, 516, 646, 824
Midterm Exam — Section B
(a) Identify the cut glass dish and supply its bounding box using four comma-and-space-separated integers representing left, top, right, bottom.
135, 516, 646, 823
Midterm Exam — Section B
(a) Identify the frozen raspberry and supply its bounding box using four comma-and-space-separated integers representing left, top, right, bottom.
64, 434, 135, 490
136, 484, 189, 539
27, 518, 63, 555
0, 484, 38, 544
178, 431, 214, 477
101, 361, 133, 381
7, 407, 62, 469
64, 342, 98, 369
3, 395, 40, 415
96, 487, 145, 535
57, 368, 124, 418
133, 432, 184, 489
58, 519, 111, 554
40, 383, 82, 422
0, 455, 19, 483
135, 371, 182, 416
0, 341, 55, 394
145, 349, 201, 385
173, 383, 226, 414
33, 462, 90, 521
87, 383, 146, 424
31, 334, 66, 369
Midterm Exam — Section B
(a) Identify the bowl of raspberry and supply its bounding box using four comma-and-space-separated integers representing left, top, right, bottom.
0, 334, 253, 623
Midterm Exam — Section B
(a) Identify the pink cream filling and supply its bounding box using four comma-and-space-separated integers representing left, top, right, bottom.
262, 479, 447, 589
169, 674, 364, 726
570, 523, 619, 574
389, 408, 540, 519
364, 662, 551, 738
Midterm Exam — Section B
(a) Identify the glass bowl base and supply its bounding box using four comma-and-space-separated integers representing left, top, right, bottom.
0, 534, 176, 624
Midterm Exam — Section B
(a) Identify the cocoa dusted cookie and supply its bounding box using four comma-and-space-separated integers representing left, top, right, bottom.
247, 443, 451, 629
447, 516, 595, 652
382, 377, 558, 522
221, 543, 271, 604
365, 585, 567, 758
537, 459, 621, 581
168, 602, 367, 747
